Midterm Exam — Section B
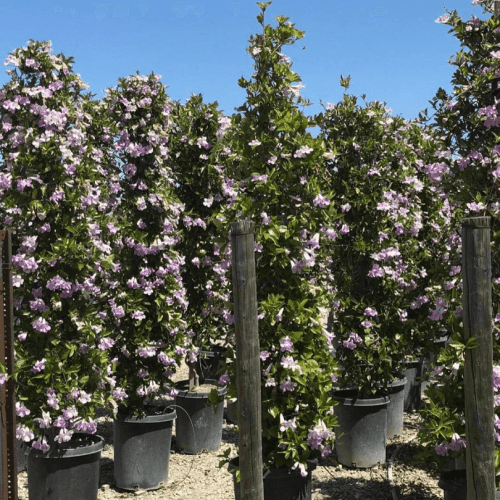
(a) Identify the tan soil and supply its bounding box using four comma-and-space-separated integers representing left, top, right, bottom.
178, 383, 219, 393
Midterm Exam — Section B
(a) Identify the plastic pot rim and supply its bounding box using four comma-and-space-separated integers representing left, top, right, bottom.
228, 456, 317, 477
332, 388, 390, 406
199, 347, 226, 357
175, 379, 228, 398
26, 433, 104, 459
375, 373, 407, 391
115, 406, 177, 424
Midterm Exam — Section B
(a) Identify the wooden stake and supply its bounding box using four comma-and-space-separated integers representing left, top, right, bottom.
462, 217, 495, 500
231, 221, 264, 500
0, 230, 18, 500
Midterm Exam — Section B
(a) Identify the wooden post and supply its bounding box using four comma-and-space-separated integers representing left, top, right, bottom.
231, 221, 264, 500
462, 217, 495, 500
0, 230, 18, 500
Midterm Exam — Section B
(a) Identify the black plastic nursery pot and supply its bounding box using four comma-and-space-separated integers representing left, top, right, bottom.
428, 332, 452, 365
0, 394, 28, 472
438, 469, 500, 500
18, 439, 28, 472
113, 406, 176, 491
228, 456, 317, 500
401, 360, 423, 411
26, 433, 104, 500
377, 374, 406, 439
174, 379, 226, 454
225, 398, 238, 424
332, 389, 389, 468
195, 347, 225, 383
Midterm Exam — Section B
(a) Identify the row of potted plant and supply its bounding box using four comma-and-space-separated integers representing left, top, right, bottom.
1, 0, 499, 497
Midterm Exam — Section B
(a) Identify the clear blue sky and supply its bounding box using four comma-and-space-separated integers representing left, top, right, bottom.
0, 0, 492, 127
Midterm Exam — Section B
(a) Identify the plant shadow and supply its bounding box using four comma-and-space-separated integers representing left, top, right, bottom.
311, 475, 442, 500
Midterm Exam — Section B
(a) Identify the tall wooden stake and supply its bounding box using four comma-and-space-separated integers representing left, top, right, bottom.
0, 230, 18, 500
462, 217, 495, 500
231, 221, 264, 500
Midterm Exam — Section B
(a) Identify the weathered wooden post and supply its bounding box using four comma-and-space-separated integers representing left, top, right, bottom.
0, 230, 18, 500
231, 221, 264, 500
462, 217, 495, 500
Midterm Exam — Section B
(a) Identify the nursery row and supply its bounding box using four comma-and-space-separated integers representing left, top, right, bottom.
1, 1, 500, 499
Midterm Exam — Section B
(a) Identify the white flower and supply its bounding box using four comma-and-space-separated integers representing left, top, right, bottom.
291, 461, 307, 477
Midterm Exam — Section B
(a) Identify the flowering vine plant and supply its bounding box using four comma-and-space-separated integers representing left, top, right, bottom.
169, 94, 234, 389
0, 40, 120, 450
216, 2, 339, 476
95, 72, 190, 418
314, 81, 452, 397
413, 0, 500, 474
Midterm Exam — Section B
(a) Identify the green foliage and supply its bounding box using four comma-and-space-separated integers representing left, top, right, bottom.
207, 1, 339, 472
0, 40, 121, 444
315, 86, 452, 395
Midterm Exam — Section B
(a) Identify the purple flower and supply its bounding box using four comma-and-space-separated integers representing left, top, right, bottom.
98, 338, 115, 350
447, 433, 466, 452
55, 429, 73, 444
435, 443, 448, 456
32, 317, 51, 333
280, 336, 293, 353
15, 402, 30, 417
33, 436, 50, 452
16, 424, 34, 442
53, 415, 67, 428
294, 145, 313, 158
281, 355, 301, 372
111, 305, 125, 319
63, 406, 78, 420
218, 374, 230, 385
279, 414, 297, 432
260, 351, 270, 361
361, 320, 372, 329
138, 346, 156, 358
31, 358, 46, 373
47, 390, 59, 409
313, 194, 330, 208
222, 310, 234, 325
0, 374, 6, 385
279, 378, 297, 392
343, 340, 356, 349
78, 391, 92, 404
131, 311, 146, 321
36, 411, 52, 429
493, 366, 500, 392
364, 307, 378, 317
275, 308, 284, 322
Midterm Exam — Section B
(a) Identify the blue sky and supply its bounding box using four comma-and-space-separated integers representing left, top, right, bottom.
0, 0, 493, 128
